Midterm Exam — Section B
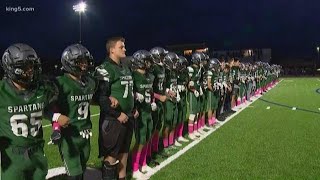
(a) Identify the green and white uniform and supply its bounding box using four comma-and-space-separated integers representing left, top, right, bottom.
55, 74, 96, 176
164, 69, 178, 128
95, 58, 135, 157
231, 66, 240, 96
211, 71, 220, 110
199, 67, 206, 113
151, 64, 166, 132
206, 69, 220, 111
133, 71, 154, 144
177, 68, 189, 123
0, 78, 58, 180
187, 65, 201, 115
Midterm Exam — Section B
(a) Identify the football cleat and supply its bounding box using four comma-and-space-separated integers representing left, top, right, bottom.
177, 136, 189, 143
141, 165, 155, 174
132, 170, 150, 180
174, 140, 182, 147
188, 133, 198, 140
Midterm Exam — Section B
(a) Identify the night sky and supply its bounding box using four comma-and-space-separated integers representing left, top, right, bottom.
1, 0, 320, 63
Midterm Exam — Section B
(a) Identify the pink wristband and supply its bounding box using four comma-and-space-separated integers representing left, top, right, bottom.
154, 93, 161, 100
52, 122, 61, 131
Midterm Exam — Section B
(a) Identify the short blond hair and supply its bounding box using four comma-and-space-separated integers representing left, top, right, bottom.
106, 37, 125, 54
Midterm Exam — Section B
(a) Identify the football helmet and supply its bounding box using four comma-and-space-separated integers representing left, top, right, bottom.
191, 52, 205, 65
163, 52, 179, 70
131, 50, 153, 70
150, 47, 168, 64
177, 55, 189, 71
61, 44, 94, 76
2, 43, 41, 85
201, 53, 210, 68
208, 58, 220, 71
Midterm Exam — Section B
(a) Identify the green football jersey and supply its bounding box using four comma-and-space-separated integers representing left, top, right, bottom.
200, 67, 208, 89
212, 71, 219, 85
238, 69, 244, 83
177, 69, 189, 87
152, 64, 166, 94
230, 66, 240, 82
165, 69, 178, 100
0, 79, 58, 147
258, 67, 264, 78
206, 70, 214, 87
55, 74, 96, 131
132, 71, 155, 112
253, 69, 258, 79
95, 58, 134, 114
247, 70, 253, 82
204, 70, 213, 88
187, 65, 201, 90
218, 71, 223, 83
222, 71, 228, 83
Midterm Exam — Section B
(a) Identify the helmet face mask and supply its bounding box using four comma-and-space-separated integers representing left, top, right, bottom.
61, 44, 94, 77
15, 61, 36, 83
177, 56, 188, 71
191, 52, 206, 66
208, 58, 220, 72
74, 57, 91, 75
2, 43, 42, 86
163, 52, 179, 70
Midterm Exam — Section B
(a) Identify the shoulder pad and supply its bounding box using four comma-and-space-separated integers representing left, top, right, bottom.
94, 65, 110, 81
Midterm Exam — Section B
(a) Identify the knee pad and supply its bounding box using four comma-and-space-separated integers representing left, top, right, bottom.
102, 160, 119, 180
189, 114, 196, 121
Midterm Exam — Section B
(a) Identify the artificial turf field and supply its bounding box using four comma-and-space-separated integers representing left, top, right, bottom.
46, 77, 320, 179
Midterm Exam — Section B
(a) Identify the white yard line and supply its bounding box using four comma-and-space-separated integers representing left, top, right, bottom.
46, 80, 282, 179
43, 113, 100, 128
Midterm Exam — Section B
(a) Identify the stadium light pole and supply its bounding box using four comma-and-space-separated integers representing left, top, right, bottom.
317, 47, 319, 66
73, 1, 87, 44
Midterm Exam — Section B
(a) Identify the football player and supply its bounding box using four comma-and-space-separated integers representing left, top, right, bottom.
130, 50, 156, 179
162, 52, 179, 152
0, 43, 69, 180
198, 53, 211, 133
187, 52, 204, 140
149, 47, 167, 159
175, 56, 190, 144
53, 43, 96, 180
206, 58, 221, 126
94, 37, 135, 180
230, 58, 240, 110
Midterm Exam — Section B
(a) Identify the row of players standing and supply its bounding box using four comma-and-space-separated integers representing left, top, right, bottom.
0, 36, 280, 180
95, 37, 281, 180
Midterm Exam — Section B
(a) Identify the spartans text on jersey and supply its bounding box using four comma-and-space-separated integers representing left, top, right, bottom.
70, 94, 94, 102
8, 102, 45, 113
